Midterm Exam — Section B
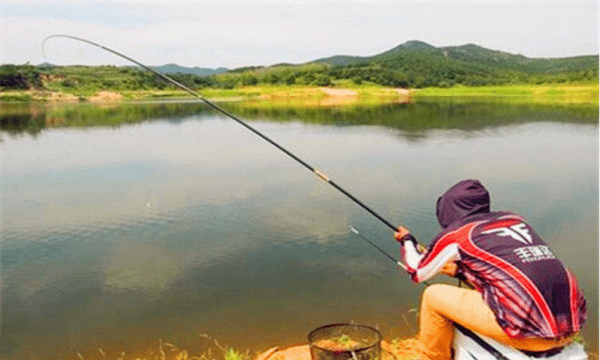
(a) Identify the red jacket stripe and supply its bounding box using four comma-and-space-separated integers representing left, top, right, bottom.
481, 218, 522, 232
419, 223, 475, 271
459, 223, 559, 337
566, 268, 580, 331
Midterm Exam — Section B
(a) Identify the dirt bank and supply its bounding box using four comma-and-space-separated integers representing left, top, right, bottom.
319, 88, 358, 97
87, 91, 124, 103
394, 88, 411, 103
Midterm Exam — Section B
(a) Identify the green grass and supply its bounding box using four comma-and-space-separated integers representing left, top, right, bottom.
224, 349, 247, 360
0, 91, 33, 102
413, 83, 599, 107
3, 82, 597, 108
200, 85, 325, 99
120, 89, 191, 100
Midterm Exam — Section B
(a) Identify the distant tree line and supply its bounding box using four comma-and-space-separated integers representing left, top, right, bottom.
0, 64, 43, 89
0, 59, 597, 93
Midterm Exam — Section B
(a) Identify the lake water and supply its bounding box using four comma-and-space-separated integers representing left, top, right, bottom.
1, 100, 598, 359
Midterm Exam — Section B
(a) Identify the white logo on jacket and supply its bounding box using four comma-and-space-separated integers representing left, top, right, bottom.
513, 245, 556, 262
481, 223, 532, 244
482, 223, 556, 262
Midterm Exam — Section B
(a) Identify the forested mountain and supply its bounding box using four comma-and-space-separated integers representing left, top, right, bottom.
314, 40, 597, 73
312, 40, 598, 87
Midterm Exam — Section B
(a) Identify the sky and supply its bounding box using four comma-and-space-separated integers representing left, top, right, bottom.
1, 1, 598, 69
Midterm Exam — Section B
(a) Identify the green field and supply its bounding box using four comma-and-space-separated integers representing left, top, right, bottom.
412, 83, 599, 107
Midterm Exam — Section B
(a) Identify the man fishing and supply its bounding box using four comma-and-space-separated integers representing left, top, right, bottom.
394, 179, 586, 360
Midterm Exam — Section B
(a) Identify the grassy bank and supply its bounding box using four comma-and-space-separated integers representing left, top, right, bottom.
0, 82, 401, 104
1, 82, 597, 108
413, 83, 599, 108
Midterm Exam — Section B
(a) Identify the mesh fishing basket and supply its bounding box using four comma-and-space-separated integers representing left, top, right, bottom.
308, 323, 382, 360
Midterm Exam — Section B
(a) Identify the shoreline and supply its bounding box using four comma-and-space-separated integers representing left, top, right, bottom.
0, 83, 597, 108
0, 83, 597, 131
65, 336, 423, 360
0, 85, 409, 106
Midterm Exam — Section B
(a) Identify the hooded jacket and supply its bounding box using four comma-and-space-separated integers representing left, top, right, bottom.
401, 180, 586, 340
435, 179, 490, 229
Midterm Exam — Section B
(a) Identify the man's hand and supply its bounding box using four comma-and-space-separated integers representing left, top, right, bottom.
440, 262, 458, 277
394, 226, 411, 243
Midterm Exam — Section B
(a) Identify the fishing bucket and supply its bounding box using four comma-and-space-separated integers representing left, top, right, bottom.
308, 323, 382, 360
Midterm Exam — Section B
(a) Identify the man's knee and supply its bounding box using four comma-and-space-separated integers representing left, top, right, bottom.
421, 284, 455, 310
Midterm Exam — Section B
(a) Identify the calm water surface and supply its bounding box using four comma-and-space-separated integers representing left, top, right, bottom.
1, 101, 598, 359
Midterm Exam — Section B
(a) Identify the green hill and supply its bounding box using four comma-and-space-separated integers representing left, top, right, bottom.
311, 40, 598, 87
314, 40, 598, 72
380, 40, 440, 54
439, 44, 598, 74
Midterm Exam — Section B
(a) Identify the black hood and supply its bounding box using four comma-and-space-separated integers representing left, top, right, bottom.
436, 179, 491, 229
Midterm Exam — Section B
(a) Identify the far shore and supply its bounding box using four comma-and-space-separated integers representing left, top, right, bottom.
0, 83, 597, 108
0, 85, 409, 105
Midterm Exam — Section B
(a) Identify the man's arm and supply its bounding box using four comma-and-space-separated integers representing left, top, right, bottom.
396, 226, 460, 283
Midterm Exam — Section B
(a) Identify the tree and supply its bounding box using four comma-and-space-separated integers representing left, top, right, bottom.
313, 74, 332, 86
0, 64, 42, 89
242, 74, 259, 86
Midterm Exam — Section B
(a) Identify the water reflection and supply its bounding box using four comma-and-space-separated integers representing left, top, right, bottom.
223, 99, 598, 132
1, 98, 597, 137
0, 101, 214, 136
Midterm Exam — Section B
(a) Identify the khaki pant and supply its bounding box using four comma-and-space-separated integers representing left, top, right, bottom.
417, 284, 574, 360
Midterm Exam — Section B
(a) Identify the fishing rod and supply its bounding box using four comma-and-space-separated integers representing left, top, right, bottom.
42, 34, 400, 233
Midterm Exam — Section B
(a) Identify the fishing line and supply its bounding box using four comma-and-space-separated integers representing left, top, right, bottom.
349, 226, 407, 270
349, 225, 434, 287
42, 34, 400, 233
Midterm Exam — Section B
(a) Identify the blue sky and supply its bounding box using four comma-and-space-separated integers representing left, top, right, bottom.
1, 1, 598, 68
